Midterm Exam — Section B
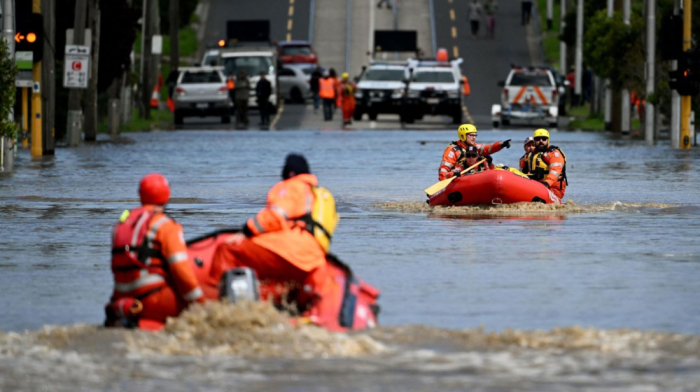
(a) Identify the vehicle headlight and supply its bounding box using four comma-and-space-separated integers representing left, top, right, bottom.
391, 88, 405, 99
447, 90, 459, 98
355, 89, 363, 98
408, 89, 419, 98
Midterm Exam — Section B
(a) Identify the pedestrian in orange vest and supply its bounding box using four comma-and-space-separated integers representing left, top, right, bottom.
319, 71, 337, 121
106, 173, 204, 330
329, 68, 341, 109
339, 72, 356, 126
211, 154, 337, 306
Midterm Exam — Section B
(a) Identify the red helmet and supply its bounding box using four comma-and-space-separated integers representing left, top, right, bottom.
139, 173, 170, 205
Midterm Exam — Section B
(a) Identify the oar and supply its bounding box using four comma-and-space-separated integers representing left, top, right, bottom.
424, 159, 487, 197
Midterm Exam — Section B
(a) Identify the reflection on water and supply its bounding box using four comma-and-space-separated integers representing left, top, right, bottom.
1, 129, 700, 390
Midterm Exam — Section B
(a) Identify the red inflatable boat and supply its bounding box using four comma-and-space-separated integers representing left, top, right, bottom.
186, 230, 380, 332
428, 169, 562, 206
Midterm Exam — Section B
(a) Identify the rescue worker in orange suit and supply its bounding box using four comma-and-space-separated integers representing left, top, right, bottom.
319, 71, 336, 121
527, 129, 568, 199
519, 136, 535, 174
339, 72, 356, 126
438, 124, 511, 180
107, 173, 204, 329
211, 154, 334, 305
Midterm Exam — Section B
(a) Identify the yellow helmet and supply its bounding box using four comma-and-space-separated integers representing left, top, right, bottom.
457, 124, 477, 142
341, 72, 349, 80
533, 129, 550, 139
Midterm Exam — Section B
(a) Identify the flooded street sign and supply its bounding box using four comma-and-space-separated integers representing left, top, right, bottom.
63, 45, 90, 89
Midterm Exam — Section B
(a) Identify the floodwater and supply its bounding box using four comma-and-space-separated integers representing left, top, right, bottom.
1, 128, 700, 391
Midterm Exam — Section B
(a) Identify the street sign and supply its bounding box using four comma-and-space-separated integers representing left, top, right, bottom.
15, 52, 34, 87
63, 45, 91, 89
152, 35, 163, 55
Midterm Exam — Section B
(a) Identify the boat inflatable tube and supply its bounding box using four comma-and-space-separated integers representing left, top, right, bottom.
428, 169, 562, 206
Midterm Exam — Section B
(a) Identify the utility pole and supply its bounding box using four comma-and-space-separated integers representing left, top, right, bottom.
679, 0, 692, 149
66, 0, 87, 146
621, 0, 631, 134
140, 0, 153, 119
41, 0, 55, 154
574, 0, 583, 99
560, 0, 566, 75
644, 0, 655, 145
547, 0, 553, 30
671, 0, 681, 148
604, 0, 613, 130
2, 0, 15, 172
170, 0, 179, 76
30, 0, 42, 157
84, 0, 100, 141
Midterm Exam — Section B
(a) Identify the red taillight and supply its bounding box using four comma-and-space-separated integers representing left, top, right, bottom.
503, 88, 508, 101
552, 89, 558, 102
176, 87, 185, 94
218, 86, 228, 92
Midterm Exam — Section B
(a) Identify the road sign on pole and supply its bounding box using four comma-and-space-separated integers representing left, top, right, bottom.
15, 51, 34, 87
63, 45, 90, 88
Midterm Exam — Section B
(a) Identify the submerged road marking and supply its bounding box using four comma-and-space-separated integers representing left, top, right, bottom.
270, 101, 285, 130
451, 26, 457, 38
450, 9, 455, 21
453, 46, 459, 57
289, 5, 294, 17
287, 32, 292, 41
287, 19, 293, 31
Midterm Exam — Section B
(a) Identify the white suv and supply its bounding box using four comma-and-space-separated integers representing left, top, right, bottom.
403, 59, 464, 124
491, 67, 559, 128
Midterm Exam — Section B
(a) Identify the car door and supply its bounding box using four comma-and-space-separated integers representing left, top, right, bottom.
278, 67, 296, 98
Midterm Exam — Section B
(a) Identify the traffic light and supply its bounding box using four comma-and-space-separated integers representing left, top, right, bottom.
15, 13, 44, 62
660, 15, 683, 60
669, 49, 700, 96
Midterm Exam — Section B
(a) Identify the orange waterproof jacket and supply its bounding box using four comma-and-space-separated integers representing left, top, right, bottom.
527, 146, 567, 199
111, 206, 204, 304
319, 78, 336, 99
438, 140, 505, 180
245, 174, 326, 272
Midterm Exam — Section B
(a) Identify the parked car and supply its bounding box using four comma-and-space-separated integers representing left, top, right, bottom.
173, 67, 232, 125
353, 61, 409, 121
491, 66, 560, 128
277, 41, 318, 64
200, 49, 220, 66
278, 65, 314, 103
403, 59, 464, 124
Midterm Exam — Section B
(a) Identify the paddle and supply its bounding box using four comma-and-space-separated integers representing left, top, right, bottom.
424, 159, 487, 197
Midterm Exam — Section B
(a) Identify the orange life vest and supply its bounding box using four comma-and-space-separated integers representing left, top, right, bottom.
319, 78, 336, 99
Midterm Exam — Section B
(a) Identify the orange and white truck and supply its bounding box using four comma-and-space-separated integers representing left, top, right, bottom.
492, 67, 560, 128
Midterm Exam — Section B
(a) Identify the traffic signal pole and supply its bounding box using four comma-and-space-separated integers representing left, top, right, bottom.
1, 0, 15, 172
680, 0, 692, 149
30, 0, 42, 157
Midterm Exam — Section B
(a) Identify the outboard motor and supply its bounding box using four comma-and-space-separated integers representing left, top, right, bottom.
219, 267, 260, 303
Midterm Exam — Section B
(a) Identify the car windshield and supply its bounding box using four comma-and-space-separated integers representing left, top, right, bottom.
361, 69, 405, 81
282, 46, 313, 56
509, 73, 552, 86
180, 71, 222, 84
412, 71, 455, 83
203, 54, 218, 66
222, 56, 274, 77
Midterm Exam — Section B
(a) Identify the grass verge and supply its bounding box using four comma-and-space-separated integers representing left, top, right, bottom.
99, 109, 173, 133
536, 0, 562, 68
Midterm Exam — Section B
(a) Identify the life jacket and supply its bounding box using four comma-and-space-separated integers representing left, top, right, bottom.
319, 78, 336, 99
111, 207, 171, 297
464, 158, 490, 174
520, 152, 531, 174
527, 145, 568, 189
297, 186, 339, 253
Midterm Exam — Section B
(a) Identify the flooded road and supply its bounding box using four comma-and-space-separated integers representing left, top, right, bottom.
1, 128, 700, 391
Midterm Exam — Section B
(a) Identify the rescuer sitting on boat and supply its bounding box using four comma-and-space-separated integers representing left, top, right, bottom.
459, 145, 493, 175
211, 154, 339, 307
438, 124, 511, 180
527, 129, 568, 199
106, 173, 205, 329
519, 136, 535, 174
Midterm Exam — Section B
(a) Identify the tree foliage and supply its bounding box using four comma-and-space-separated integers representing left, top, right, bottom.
0, 38, 17, 140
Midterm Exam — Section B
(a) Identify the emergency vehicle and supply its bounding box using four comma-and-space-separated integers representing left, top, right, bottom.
403, 58, 465, 124
491, 66, 560, 128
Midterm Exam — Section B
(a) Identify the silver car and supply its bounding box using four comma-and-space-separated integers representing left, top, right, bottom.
173, 67, 232, 125
278, 65, 314, 103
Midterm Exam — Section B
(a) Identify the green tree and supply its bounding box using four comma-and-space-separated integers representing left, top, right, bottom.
0, 38, 17, 140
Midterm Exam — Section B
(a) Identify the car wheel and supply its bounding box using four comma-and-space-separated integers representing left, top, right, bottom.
174, 111, 183, 125
548, 121, 558, 128
401, 112, 415, 123
493, 121, 500, 128
353, 110, 363, 121
291, 88, 304, 104
221, 115, 231, 124
502, 118, 511, 126
452, 110, 463, 124
369, 111, 378, 121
